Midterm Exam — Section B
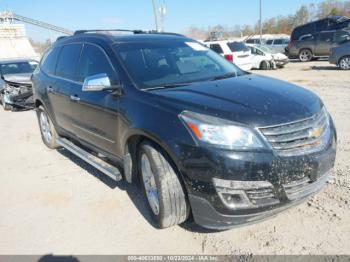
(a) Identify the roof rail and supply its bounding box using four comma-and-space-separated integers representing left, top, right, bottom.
73, 29, 185, 37
74, 29, 144, 35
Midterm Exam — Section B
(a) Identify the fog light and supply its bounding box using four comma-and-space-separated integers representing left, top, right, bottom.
213, 178, 275, 210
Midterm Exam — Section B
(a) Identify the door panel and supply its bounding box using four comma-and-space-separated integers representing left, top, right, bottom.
48, 78, 74, 131
69, 84, 119, 156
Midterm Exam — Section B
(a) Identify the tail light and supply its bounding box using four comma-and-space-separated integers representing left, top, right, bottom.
288, 41, 293, 49
224, 54, 234, 62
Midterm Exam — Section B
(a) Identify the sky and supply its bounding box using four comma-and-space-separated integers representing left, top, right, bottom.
0, 0, 326, 41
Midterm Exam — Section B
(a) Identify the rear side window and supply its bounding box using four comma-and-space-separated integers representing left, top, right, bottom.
266, 40, 273, 45
319, 32, 333, 42
335, 31, 350, 43
299, 34, 314, 41
56, 44, 82, 80
274, 39, 283, 45
76, 44, 116, 82
227, 42, 249, 52
209, 44, 223, 54
41, 47, 61, 75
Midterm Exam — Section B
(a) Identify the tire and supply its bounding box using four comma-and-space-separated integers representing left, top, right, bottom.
260, 60, 270, 70
36, 105, 61, 149
299, 49, 313, 62
138, 141, 189, 228
339, 56, 350, 70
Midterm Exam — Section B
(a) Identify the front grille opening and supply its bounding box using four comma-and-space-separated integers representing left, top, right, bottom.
259, 108, 330, 156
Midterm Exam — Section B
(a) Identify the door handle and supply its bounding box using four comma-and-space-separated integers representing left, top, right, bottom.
70, 95, 80, 102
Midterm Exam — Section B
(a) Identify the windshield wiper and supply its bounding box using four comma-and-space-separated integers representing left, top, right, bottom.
144, 82, 192, 91
211, 72, 237, 81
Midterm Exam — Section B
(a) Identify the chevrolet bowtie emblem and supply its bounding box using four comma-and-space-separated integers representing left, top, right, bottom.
309, 127, 323, 138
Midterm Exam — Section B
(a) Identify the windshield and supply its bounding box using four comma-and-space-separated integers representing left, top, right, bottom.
113, 40, 244, 90
0, 61, 38, 76
259, 45, 278, 54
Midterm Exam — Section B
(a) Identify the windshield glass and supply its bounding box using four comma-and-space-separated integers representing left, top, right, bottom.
113, 40, 244, 90
0, 61, 38, 75
259, 45, 277, 54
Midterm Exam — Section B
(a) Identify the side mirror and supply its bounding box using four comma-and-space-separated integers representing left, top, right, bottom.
82, 73, 119, 92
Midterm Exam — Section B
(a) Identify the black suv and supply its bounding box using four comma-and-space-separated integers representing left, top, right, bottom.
288, 30, 350, 61
32, 30, 337, 230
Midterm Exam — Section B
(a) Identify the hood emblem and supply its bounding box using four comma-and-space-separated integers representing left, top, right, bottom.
309, 127, 323, 138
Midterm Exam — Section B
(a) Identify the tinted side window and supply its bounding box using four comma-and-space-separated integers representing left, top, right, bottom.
41, 47, 61, 75
299, 34, 315, 41
209, 44, 223, 54
76, 44, 116, 83
274, 39, 283, 45
266, 40, 273, 45
335, 31, 350, 43
319, 32, 333, 42
56, 44, 82, 80
227, 42, 249, 52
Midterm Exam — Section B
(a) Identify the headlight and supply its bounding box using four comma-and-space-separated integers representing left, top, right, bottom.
179, 111, 265, 150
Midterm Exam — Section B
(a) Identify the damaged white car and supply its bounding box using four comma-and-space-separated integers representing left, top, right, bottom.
0, 59, 38, 111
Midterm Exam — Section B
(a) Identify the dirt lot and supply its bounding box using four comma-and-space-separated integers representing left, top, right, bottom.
0, 61, 349, 255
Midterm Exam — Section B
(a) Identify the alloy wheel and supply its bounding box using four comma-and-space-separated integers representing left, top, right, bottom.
141, 153, 160, 216
40, 111, 53, 144
339, 57, 350, 70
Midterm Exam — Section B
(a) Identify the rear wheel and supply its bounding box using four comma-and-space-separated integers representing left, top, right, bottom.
260, 60, 271, 70
339, 56, 350, 70
138, 141, 189, 228
299, 49, 313, 62
36, 106, 60, 149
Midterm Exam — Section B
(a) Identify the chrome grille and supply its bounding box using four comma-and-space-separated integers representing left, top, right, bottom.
259, 108, 330, 156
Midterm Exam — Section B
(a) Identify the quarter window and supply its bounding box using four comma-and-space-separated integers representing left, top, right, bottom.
56, 44, 82, 80
209, 44, 223, 54
76, 44, 115, 83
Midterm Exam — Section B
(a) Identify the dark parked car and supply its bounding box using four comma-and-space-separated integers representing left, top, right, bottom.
0, 58, 38, 110
291, 16, 350, 41
32, 30, 337, 230
329, 41, 350, 70
288, 30, 350, 61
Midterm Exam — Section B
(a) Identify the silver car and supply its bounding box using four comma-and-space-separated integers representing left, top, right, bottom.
329, 41, 350, 70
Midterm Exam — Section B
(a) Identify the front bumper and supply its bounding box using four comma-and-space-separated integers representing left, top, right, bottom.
181, 127, 336, 230
275, 59, 290, 67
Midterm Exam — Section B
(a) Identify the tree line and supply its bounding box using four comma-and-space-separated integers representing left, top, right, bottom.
185, 0, 350, 39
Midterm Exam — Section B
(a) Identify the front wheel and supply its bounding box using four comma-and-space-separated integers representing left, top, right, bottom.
260, 60, 271, 70
36, 106, 61, 149
339, 56, 350, 70
138, 141, 189, 228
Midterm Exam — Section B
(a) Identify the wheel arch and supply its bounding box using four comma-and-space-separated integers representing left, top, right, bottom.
123, 129, 186, 188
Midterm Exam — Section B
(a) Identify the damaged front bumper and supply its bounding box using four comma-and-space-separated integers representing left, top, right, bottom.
1, 80, 34, 110
183, 126, 336, 230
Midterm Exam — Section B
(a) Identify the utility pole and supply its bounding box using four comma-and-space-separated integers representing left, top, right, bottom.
259, 0, 262, 44
152, 0, 160, 32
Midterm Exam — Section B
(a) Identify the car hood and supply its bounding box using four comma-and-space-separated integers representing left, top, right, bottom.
2, 73, 32, 84
151, 74, 322, 127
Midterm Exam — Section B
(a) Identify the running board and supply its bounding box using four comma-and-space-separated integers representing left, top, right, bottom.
57, 138, 122, 181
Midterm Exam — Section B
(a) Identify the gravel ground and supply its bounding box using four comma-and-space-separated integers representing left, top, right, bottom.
0, 61, 349, 255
